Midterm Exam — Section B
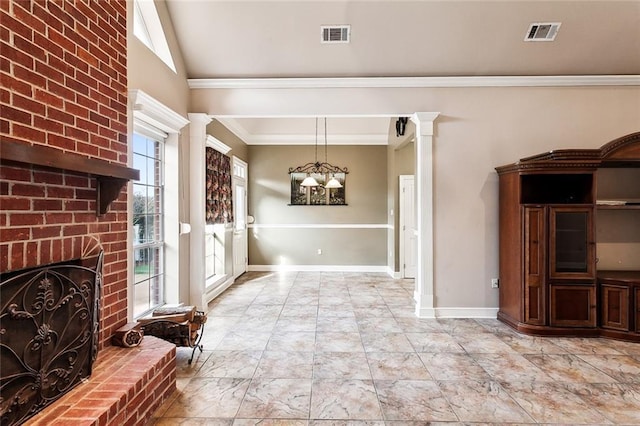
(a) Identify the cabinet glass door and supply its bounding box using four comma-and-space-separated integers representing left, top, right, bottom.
549, 207, 594, 278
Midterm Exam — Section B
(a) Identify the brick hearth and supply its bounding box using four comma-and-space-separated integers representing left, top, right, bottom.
25, 337, 176, 426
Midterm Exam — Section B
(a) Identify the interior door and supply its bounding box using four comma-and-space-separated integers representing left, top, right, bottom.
232, 157, 248, 278
400, 175, 416, 278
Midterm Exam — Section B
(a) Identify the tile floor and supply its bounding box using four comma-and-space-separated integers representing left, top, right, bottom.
148, 271, 640, 425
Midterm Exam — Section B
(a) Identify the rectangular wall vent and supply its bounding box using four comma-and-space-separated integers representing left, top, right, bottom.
321, 25, 350, 43
525, 22, 561, 41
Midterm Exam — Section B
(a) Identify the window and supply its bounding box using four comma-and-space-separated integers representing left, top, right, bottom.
133, 0, 177, 73
129, 90, 188, 319
132, 133, 165, 317
204, 144, 232, 288
205, 224, 225, 284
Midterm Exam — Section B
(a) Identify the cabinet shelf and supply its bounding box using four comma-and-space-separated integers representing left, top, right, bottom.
596, 204, 640, 210
0, 140, 139, 216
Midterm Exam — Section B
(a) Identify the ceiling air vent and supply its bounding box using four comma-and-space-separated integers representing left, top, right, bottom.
525, 22, 561, 41
321, 25, 350, 43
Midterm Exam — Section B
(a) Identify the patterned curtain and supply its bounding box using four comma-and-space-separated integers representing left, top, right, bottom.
205, 147, 233, 224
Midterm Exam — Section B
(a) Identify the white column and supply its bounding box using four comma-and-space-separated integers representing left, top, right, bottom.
188, 113, 212, 310
411, 112, 439, 318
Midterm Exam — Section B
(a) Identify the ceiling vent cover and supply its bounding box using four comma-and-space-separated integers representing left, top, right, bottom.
321, 25, 350, 43
525, 22, 561, 41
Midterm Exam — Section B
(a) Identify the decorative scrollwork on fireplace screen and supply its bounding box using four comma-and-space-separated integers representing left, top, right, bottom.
0, 253, 103, 426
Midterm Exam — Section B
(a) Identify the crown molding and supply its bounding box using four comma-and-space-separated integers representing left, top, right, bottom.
188, 75, 640, 90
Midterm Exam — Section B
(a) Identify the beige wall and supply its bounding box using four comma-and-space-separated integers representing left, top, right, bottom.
128, 1, 190, 118
248, 145, 388, 266
428, 88, 639, 309
207, 119, 249, 163
193, 85, 640, 309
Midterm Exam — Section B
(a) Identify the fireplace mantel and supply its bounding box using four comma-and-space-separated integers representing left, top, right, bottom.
0, 140, 140, 215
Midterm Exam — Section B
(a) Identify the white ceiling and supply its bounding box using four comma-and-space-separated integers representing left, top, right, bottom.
164, 0, 640, 144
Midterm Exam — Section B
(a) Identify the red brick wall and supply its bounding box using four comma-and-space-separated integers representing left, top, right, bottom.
1, 0, 129, 349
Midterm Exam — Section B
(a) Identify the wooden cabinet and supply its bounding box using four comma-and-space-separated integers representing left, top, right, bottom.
524, 207, 545, 325
636, 288, 640, 333
496, 131, 640, 341
550, 284, 596, 327
598, 271, 640, 335
522, 206, 596, 326
601, 283, 629, 331
549, 207, 595, 280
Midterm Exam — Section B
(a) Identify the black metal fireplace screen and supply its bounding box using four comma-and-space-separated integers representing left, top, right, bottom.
0, 252, 103, 426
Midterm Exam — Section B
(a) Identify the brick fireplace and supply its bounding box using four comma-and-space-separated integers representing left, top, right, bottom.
1, 1, 175, 424
2, 0, 130, 352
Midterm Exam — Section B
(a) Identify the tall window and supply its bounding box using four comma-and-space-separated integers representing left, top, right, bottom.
132, 133, 164, 317
204, 143, 233, 288
205, 224, 225, 283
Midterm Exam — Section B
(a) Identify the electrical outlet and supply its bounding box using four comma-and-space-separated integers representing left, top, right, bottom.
491, 278, 499, 288
317, 249, 322, 255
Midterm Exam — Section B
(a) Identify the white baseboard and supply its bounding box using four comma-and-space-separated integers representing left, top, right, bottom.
249, 264, 389, 273
418, 307, 498, 319
386, 267, 402, 279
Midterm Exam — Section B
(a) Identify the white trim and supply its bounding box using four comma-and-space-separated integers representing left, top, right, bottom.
411, 112, 439, 320
189, 75, 640, 90
232, 156, 249, 278
133, 118, 168, 141
387, 267, 401, 279
206, 134, 232, 154
248, 223, 391, 229
244, 133, 388, 146
189, 113, 213, 310
414, 305, 499, 319
215, 116, 396, 146
129, 89, 189, 134
432, 308, 499, 319
216, 114, 415, 119
205, 275, 235, 304
206, 273, 228, 290
133, 0, 177, 73
249, 264, 389, 273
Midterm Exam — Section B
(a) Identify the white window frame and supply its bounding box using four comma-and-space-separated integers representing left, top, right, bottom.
128, 90, 188, 320
131, 131, 165, 318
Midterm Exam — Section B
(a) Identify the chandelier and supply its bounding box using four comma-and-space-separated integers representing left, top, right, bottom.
288, 117, 348, 188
